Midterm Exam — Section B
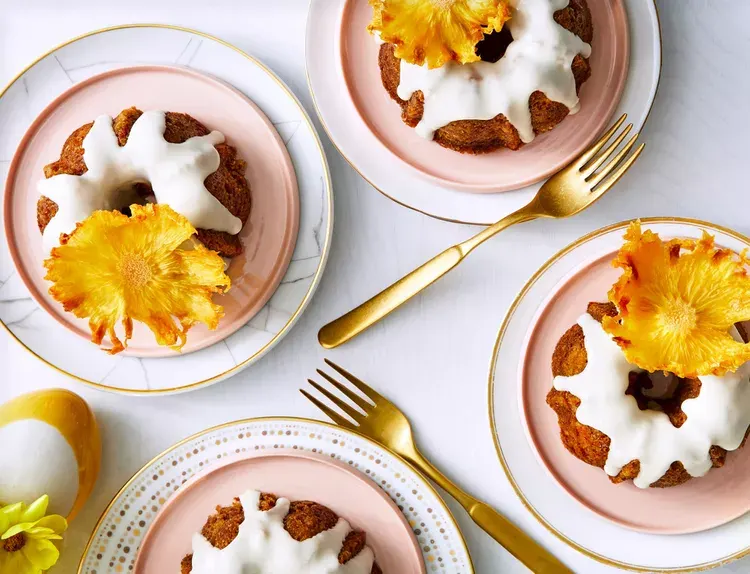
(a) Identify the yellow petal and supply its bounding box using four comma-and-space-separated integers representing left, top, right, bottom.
2, 523, 33, 539
39, 533, 63, 541
19, 496, 48, 524
44, 204, 231, 354
0, 549, 35, 574
22, 538, 59, 570
31, 515, 67, 536
0, 503, 24, 526
368, 0, 512, 68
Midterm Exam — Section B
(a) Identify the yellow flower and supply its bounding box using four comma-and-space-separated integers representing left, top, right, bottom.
368, 0, 512, 68
44, 203, 231, 354
0, 495, 67, 574
603, 222, 750, 378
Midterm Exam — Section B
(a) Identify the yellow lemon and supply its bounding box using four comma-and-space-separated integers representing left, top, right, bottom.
0, 389, 101, 521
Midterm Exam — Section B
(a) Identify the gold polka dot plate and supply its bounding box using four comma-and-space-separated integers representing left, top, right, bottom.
78, 417, 474, 573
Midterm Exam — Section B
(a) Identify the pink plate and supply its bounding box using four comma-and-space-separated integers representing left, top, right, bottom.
520, 252, 750, 534
3, 65, 299, 357
134, 450, 426, 574
339, 0, 629, 193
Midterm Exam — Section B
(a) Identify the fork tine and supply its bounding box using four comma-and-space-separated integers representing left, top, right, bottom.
575, 113, 627, 168
324, 359, 385, 404
588, 133, 641, 188
317, 369, 374, 412
591, 143, 645, 195
300, 389, 357, 430
308, 379, 365, 423
581, 123, 632, 177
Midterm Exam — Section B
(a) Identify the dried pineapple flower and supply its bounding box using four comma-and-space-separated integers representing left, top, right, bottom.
368, 0, 512, 69
602, 221, 750, 378
44, 204, 231, 355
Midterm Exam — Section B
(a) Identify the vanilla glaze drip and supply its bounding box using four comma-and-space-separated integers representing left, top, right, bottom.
38, 111, 243, 252
189, 490, 375, 574
395, 0, 592, 142
553, 314, 750, 488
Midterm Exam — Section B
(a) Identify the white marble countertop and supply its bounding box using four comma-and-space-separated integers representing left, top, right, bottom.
1, 1, 749, 572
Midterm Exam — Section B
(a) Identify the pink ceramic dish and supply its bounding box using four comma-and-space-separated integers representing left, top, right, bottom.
3, 65, 299, 357
339, 0, 630, 193
519, 252, 750, 535
134, 450, 426, 574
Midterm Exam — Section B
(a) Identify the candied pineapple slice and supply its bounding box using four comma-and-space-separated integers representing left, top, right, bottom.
602, 222, 750, 378
44, 204, 231, 355
368, 0, 512, 69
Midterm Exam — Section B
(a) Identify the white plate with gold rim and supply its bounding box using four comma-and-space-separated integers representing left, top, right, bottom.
305, 0, 661, 225
77, 417, 474, 574
0, 25, 332, 394
489, 218, 750, 572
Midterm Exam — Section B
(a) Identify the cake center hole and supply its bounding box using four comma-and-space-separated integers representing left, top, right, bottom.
476, 26, 514, 63
642, 371, 680, 401
628, 371, 693, 428
115, 181, 152, 213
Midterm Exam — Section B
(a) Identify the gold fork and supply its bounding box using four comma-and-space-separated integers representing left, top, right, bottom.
302, 359, 573, 574
319, 114, 644, 348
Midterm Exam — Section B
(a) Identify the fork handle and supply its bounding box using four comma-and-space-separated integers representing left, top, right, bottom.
318, 244, 463, 348
405, 448, 571, 573
469, 502, 573, 573
318, 208, 536, 349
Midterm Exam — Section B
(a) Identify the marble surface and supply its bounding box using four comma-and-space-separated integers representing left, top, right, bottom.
1, 1, 749, 572
0, 26, 331, 391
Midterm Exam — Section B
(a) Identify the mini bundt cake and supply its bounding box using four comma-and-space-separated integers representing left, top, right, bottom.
37, 107, 251, 257
181, 491, 381, 573
377, 0, 593, 154
547, 303, 750, 488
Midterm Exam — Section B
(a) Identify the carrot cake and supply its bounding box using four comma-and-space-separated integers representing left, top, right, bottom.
547, 302, 750, 488
181, 490, 381, 573
37, 107, 251, 257
373, 0, 593, 153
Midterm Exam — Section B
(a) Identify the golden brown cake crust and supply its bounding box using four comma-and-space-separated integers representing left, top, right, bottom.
180, 493, 382, 574
377, 0, 593, 154
37, 107, 251, 257
545, 302, 746, 488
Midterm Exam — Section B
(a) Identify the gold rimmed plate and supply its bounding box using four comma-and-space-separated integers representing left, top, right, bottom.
4, 65, 300, 358
489, 218, 750, 572
78, 417, 473, 573
0, 25, 333, 394
305, 0, 661, 224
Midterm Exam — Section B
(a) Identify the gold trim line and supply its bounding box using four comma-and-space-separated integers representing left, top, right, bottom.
487, 216, 750, 573
304, 0, 663, 226
0, 23, 334, 395
76, 416, 475, 573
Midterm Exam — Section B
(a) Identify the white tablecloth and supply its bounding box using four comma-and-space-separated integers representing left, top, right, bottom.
1, 1, 748, 572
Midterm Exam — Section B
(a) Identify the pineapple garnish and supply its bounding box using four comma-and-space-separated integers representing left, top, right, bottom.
44, 204, 230, 355
602, 221, 750, 378
368, 0, 512, 69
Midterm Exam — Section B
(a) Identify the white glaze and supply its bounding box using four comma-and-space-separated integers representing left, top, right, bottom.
553, 314, 750, 488
38, 110, 242, 252
190, 490, 375, 574
1, 25, 333, 394
395, 0, 591, 142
